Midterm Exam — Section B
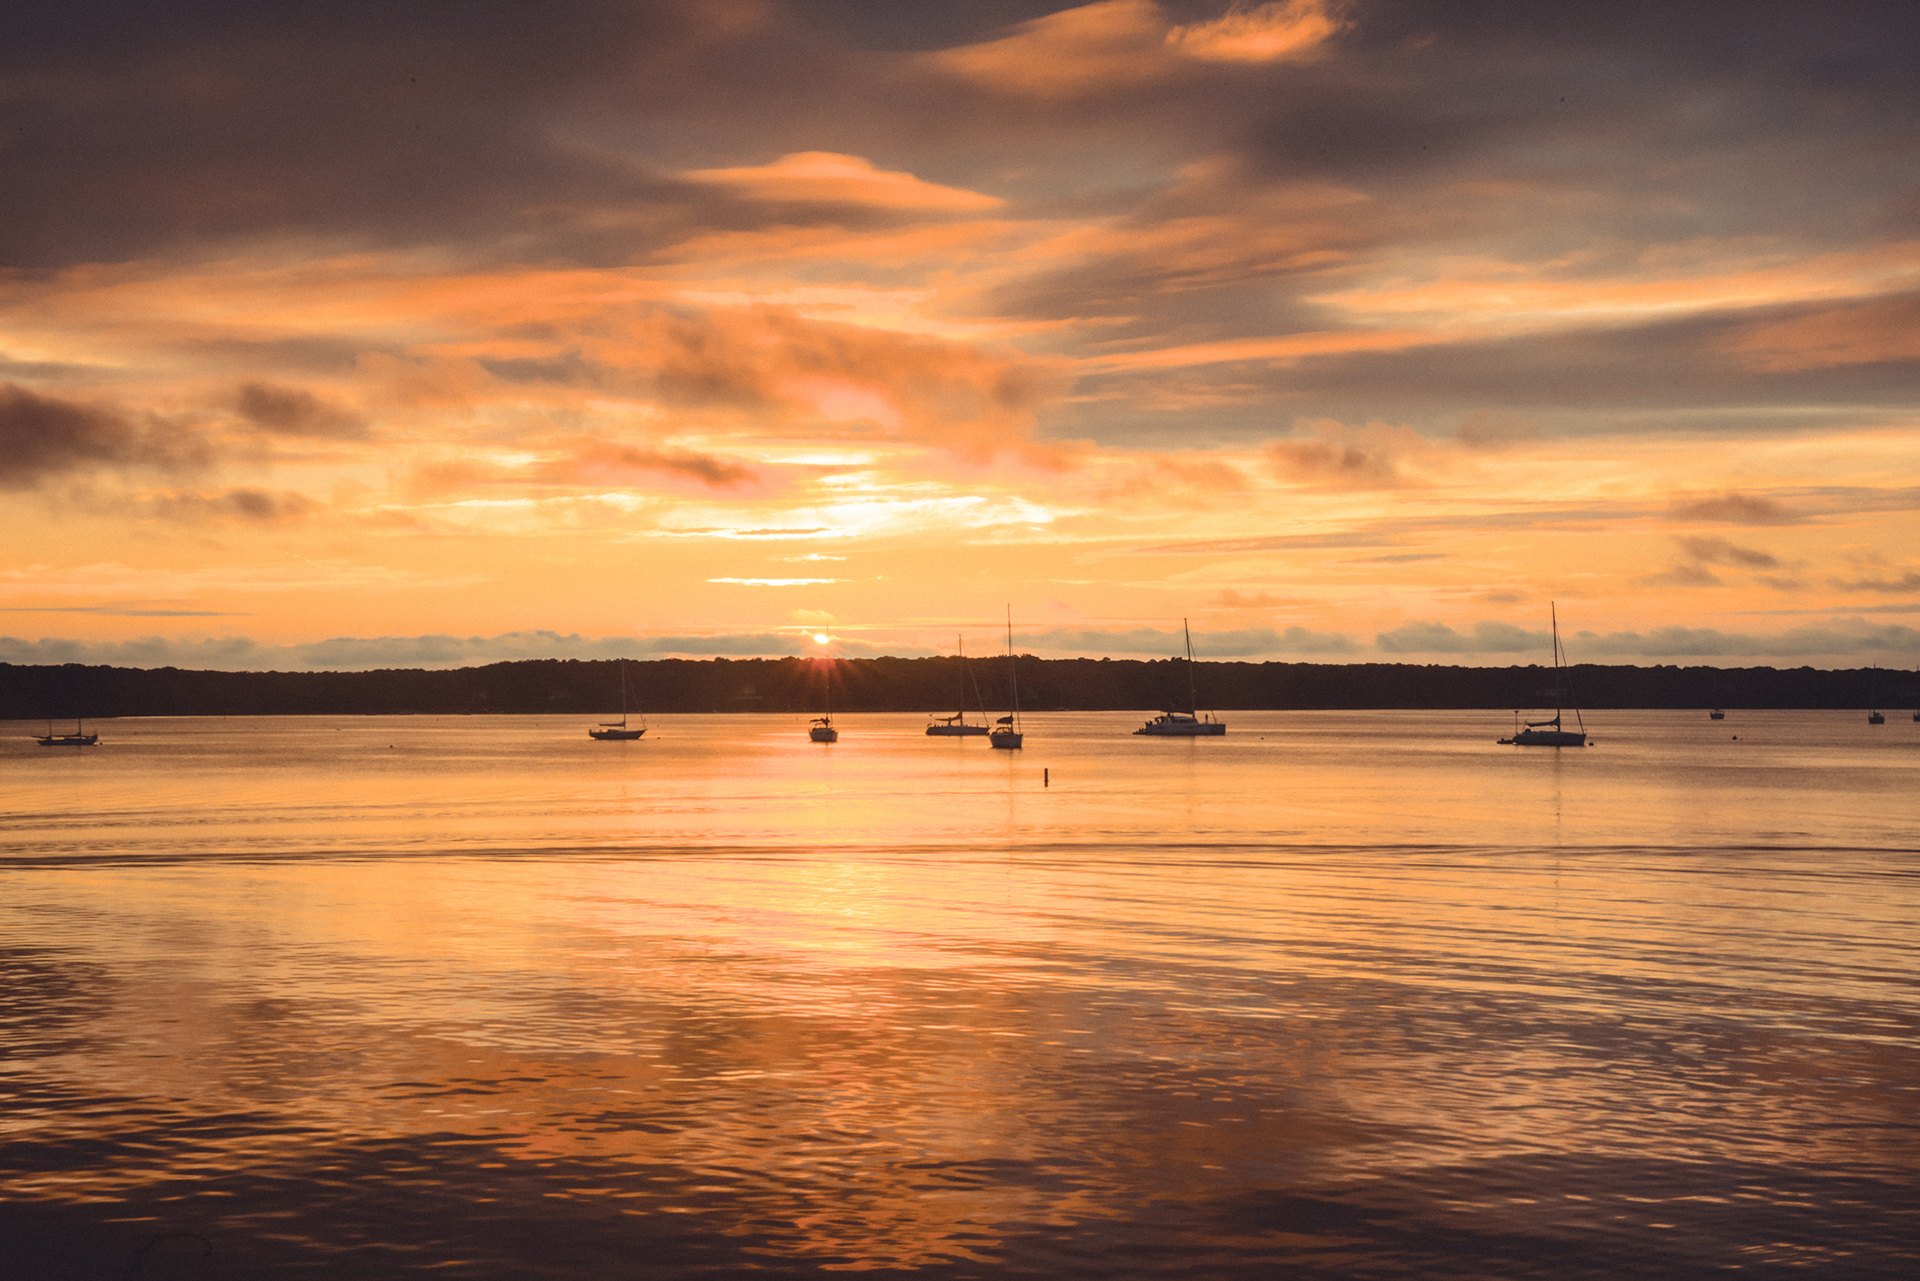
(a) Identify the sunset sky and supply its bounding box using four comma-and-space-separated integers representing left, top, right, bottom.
4, 0, 1918, 669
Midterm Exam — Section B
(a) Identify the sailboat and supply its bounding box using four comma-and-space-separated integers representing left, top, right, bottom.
588, 661, 646, 740
927, 635, 990, 736
809, 658, 838, 742
1134, 619, 1226, 736
989, 608, 1023, 750
1866, 666, 1885, 724
1498, 603, 1588, 747
36, 717, 99, 747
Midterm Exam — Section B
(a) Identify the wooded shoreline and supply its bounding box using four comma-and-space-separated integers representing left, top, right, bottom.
5, 657, 1915, 719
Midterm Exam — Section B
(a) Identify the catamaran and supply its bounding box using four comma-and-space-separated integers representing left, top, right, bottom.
588, 661, 646, 740
1134, 619, 1225, 736
927, 635, 990, 736
989, 608, 1023, 750
1498, 603, 1589, 747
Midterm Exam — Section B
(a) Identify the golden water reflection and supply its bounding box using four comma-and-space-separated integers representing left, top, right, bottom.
3, 712, 1917, 1275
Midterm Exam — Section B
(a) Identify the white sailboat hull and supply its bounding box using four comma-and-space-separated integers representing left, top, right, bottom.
989, 729, 1022, 749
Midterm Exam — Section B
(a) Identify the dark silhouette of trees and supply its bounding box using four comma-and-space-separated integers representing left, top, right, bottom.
3, 657, 1912, 719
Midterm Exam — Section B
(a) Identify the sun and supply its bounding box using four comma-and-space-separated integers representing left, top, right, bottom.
812, 633, 832, 646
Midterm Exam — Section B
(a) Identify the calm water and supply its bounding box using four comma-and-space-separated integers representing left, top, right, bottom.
4, 711, 1917, 1279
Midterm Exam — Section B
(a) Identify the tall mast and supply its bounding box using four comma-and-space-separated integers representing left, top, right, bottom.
1006, 606, 1019, 726
1550, 601, 1561, 722
1184, 618, 1199, 715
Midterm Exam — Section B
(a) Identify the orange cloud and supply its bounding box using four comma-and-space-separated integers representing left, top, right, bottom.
1722, 294, 1920, 372
932, 0, 1170, 100
680, 152, 1003, 212
931, 0, 1344, 99
1265, 419, 1431, 489
639, 306, 1060, 460
1165, 0, 1345, 63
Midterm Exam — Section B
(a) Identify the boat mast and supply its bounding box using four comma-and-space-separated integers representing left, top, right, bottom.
1551, 601, 1561, 726
1006, 606, 1019, 728
1184, 618, 1199, 717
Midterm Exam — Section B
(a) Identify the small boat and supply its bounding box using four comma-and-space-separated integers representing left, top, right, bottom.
1867, 666, 1885, 724
1709, 708, 1725, 720
989, 607, 1023, 750
1868, 710, 1885, 725
1498, 603, 1588, 747
588, 662, 645, 740
36, 717, 99, 747
809, 659, 838, 742
927, 635, 990, 736
1135, 620, 1225, 736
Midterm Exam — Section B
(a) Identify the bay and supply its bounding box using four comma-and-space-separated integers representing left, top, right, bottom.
3, 711, 1917, 1278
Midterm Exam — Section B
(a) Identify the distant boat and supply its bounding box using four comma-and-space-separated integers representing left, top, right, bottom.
1135, 619, 1225, 736
36, 717, 99, 747
1498, 603, 1589, 747
1867, 666, 1885, 724
809, 659, 838, 742
989, 607, 1023, 750
1868, 710, 1885, 725
1709, 708, 1725, 720
927, 635, 990, 736
588, 662, 645, 740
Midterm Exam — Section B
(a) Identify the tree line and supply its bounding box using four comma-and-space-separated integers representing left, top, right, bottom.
4, 656, 1915, 719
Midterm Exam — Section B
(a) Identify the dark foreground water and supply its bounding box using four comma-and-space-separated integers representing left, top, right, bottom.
4, 710, 1917, 1279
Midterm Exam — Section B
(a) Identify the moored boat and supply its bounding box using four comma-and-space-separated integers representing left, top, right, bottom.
588, 661, 646, 740
1498, 604, 1589, 747
36, 717, 99, 747
809, 658, 838, 742
989, 607, 1023, 750
1134, 620, 1225, 736
927, 636, 991, 736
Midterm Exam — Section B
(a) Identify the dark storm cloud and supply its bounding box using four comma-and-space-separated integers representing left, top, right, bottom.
0, 383, 204, 487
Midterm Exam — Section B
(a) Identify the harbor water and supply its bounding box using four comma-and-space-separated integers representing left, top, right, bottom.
3, 710, 1917, 1278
